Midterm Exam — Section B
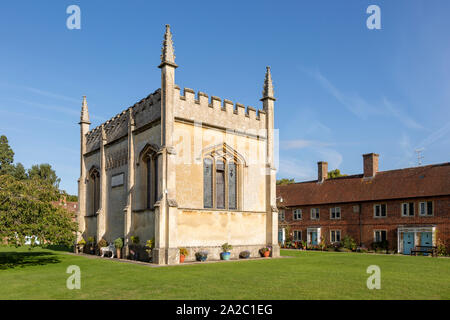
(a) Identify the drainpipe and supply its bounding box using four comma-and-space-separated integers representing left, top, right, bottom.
359, 203, 362, 247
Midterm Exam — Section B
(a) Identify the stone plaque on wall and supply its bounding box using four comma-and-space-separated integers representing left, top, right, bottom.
111, 173, 124, 187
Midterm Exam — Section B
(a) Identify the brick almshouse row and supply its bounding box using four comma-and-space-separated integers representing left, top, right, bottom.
276, 153, 450, 254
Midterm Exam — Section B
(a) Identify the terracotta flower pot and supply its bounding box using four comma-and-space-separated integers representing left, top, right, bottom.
180, 254, 185, 263
263, 250, 270, 257
116, 248, 121, 259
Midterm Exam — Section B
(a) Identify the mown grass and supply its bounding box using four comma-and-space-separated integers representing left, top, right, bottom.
0, 246, 448, 299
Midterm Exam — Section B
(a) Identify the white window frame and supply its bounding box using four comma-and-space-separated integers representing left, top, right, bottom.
279, 209, 285, 221
401, 202, 415, 217
330, 207, 341, 220
293, 209, 302, 221
419, 201, 433, 216
374, 230, 387, 242
330, 230, 341, 243
373, 204, 387, 218
293, 230, 302, 241
310, 208, 320, 220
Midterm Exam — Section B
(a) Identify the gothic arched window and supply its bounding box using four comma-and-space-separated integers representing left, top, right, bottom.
228, 161, 237, 210
144, 154, 158, 209
140, 144, 159, 210
89, 169, 100, 216
216, 159, 225, 209
202, 144, 243, 210
203, 158, 213, 208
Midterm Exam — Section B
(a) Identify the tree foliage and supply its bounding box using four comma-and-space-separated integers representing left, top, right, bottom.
0, 175, 78, 247
0, 135, 15, 175
327, 169, 347, 179
276, 178, 295, 186
28, 164, 61, 188
64, 194, 78, 202
11, 162, 28, 180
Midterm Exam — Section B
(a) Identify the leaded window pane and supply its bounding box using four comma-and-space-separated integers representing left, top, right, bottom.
216, 160, 225, 209
147, 158, 152, 209
381, 204, 386, 216
427, 201, 433, 215
409, 202, 414, 216
203, 158, 213, 208
228, 162, 237, 210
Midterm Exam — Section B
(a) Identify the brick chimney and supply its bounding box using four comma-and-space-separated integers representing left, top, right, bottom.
363, 153, 379, 178
318, 161, 328, 183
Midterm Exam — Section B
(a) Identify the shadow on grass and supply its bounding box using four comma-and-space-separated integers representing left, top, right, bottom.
0, 251, 61, 270
43, 244, 73, 252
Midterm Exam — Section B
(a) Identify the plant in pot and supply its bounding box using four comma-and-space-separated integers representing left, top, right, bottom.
319, 237, 327, 251
129, 236, 140, 260
179, 247, 188, 263
98, 238, 107, 256
259, 247, 270, 257
301, 240, 307, 250
145, 238, 154, 262
114, 238, 123, 259
195, 251, 208, 262
221, 243, 233, 260
239, 250, 250, 259
77, 239, 86, 253
87, 236, 95, 254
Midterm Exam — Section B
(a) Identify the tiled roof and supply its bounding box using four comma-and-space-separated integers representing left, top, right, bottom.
277, 162, 450, 206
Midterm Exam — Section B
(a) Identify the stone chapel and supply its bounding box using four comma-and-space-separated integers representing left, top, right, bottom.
77, 25, 279, 264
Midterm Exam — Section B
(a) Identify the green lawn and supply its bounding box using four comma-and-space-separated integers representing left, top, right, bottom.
1, 246, 449, 299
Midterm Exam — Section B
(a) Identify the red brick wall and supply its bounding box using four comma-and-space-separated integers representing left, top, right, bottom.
279, 195, 450, 251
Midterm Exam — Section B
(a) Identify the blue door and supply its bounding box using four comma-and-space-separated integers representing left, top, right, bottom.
420, 232, 432, 256
278, 229, 283, 244
311, 232, 318, 245
403, 232, 415, 254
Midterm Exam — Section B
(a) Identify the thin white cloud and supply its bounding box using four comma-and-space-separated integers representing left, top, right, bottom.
23, 86, 80, 104
383, 98, 423, 130
10, 98, 106, 121
395, 132, 415, 167
12, 98, 79, 116
305, 120, 332, 136
278, 158, 316, 180
310, 70, 423, 130
281, 139, 334, 150
0, 108, 69, 126
312, 71, 377, 119
279, 144, 343, 181
416, 121, 450, 149
314, 147, 343, 169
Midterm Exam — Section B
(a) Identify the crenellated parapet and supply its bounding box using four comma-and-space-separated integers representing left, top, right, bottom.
85, 89, 161, 154
174, 86, 267, 137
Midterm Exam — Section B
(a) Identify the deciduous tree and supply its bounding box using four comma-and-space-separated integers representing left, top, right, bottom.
0, 175, 78, 247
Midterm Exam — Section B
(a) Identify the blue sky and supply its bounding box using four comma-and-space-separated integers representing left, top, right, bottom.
1, 0, 449, 195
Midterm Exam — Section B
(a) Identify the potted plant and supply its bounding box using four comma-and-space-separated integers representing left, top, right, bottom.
239, 250, 250, 259
145, 238, 154, 262
130, 236, 140, 260
114, 238, 123, 259
98, 238, 107, 248
301, 240, 307, 250
97, 238, 108, 256
179, 248, 188, 263
260, 247, 270, 257
77, 239, 86, 253
319, 237, 327, 251
221, 243, 233, 260
87, 236, 95, 254
195, 251, 208, 262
